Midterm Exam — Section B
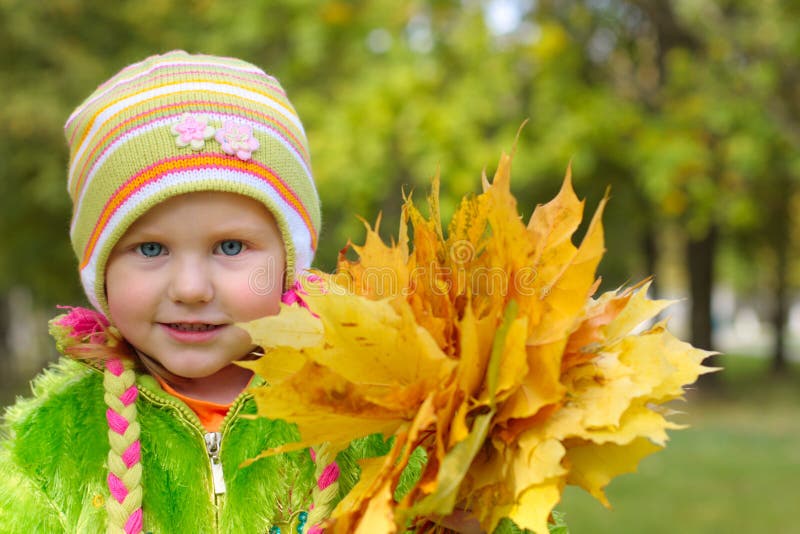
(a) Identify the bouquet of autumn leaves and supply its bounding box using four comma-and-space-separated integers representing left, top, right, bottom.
239, 152, 714, 533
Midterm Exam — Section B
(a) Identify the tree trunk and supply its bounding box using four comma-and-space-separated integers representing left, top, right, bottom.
687, 225, 716, 353
772, 240, 789, 374
770, 175, 791, 374
377, 131, 410, 237
642, 218, 659, 299
638, 0, 717, 358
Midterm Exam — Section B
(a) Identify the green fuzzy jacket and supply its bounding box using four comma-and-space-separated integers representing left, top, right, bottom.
0, 359, 539, 534
0, 358, 395, 533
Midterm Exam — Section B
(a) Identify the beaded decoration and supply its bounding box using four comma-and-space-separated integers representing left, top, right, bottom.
268, 445, 340, 534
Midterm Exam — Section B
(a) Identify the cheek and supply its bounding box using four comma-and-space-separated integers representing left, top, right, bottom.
106, 266, 155, 328
225, 275, 283, 320
107, 283, 140, 325
224, 255, 285, 319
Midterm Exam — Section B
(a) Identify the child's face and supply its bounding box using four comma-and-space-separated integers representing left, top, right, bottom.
106, 191, 286, 379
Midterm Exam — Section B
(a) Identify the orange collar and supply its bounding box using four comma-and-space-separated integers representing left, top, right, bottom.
153, 374, 235, 433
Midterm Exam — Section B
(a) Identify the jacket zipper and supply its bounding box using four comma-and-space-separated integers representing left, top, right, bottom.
204, 431, 227, 495
137, 384, 253, 532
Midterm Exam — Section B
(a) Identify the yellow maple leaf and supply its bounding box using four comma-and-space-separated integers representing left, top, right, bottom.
240, 150, 716, 534
239, 293, 455, 457
509, 478, 563, 534
337, 213, 410, 299
566, 438, 663, 507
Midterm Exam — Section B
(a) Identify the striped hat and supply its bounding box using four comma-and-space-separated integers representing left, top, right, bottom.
65, 51, 320, 313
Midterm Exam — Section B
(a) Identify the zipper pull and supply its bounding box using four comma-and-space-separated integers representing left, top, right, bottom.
204, 431, 227, 495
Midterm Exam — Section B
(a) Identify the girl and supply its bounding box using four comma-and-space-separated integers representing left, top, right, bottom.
0, 51, 395, 534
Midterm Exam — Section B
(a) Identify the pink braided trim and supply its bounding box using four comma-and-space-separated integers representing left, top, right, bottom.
106, 358, 125, 376
120, 385, 138, 406
108, 472, 129, 502
317, 462, 340, 490
122, 441, 141, 468
105, 358, 143, 534
125, 509, 143, 534
107, 408, 130, 434
306, 445, 338, 533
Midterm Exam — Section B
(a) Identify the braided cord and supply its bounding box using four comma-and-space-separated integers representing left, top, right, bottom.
104, 357, 143, 534
305, 443, 340, 533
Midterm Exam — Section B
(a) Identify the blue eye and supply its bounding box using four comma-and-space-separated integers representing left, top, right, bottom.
137, 242, 164, 257
217, 240, 244, 256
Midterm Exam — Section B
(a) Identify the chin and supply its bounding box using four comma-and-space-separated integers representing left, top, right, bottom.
163, 358, 229, 380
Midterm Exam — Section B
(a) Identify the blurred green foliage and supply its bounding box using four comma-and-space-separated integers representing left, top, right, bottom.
1, 3, 798, 528
1, 0, 798, 346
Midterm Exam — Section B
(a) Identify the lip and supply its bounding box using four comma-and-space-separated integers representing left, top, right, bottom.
159, 322, 227, 343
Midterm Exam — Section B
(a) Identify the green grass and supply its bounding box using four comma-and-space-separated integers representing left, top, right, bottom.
556, 354, 800, 534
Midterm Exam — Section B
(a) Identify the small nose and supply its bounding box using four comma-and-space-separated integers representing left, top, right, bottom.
167, 256, 214, 304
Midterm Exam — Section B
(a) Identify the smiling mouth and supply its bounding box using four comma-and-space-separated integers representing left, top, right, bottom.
167, 323, 222, 332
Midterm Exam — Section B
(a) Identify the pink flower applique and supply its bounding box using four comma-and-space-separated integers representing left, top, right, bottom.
171, 113, 215, 150
215, 120, 260, 160
54, 305, 110, 344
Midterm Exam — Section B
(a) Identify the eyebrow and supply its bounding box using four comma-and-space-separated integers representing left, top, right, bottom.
120, 223, 273, 242
206, 223, 275, 239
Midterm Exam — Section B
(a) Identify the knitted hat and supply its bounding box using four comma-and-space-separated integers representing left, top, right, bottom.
65, 50, 320, 314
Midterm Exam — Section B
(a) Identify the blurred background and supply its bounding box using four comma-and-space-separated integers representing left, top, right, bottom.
1, 0, 797, 532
